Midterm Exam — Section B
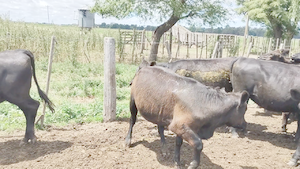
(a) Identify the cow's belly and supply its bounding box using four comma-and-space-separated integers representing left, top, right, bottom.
251, 94, 299, 112
138, 107, 172, 126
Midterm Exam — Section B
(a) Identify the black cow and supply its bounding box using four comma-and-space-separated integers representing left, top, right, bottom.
292, 53, 300, 63
0, 49, 54, 144
230, 57, 300, 166
125, 63, 249, 169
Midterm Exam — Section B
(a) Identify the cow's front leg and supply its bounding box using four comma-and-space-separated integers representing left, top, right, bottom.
170, 123, 202, 169
288, 115, 300, 167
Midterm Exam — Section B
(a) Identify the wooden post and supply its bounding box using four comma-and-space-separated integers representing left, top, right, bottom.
212, 41, 219, 58
205, 34, 208, 58
276, 38, 280, 50
242, 14, 249, 56
176, 28, 180, 59
140, 29, 145, 54
246, 42, 253, 57
268, 38, 272, 52
282, 39, 286, 49
165, 40, 172, 61
195, 34, 198, 58
169, 29, 172, 56
218, 41, 223, 58
186, 33, 189, 59
200, 33, 203, 58
35, 36, 55, 127
104, 37, 116, 122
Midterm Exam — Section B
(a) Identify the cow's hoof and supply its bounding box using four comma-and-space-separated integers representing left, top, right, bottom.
187, 161, 198, 169
231, 132, 240, 138
124, 139, 131, 148
287, 158, 298, 167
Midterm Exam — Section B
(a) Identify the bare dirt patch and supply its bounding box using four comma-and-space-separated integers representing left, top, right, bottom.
0, 103, 298, 169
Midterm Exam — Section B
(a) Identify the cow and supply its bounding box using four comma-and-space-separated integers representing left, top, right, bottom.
230, 57, 300, 166
0, 49, 54, 144
155, 57, 237, 92
258, 49, 290, 63
292, 53, 300, 63
125, 62, 249, 169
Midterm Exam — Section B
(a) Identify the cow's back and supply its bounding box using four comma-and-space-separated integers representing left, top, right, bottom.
0, 50, 32, 94
160, 58, 236, 92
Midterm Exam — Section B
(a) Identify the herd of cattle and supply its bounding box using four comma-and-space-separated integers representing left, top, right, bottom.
126, 49, 300, 168
1, 48, 300, 168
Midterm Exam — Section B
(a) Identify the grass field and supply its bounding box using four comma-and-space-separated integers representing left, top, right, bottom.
0, 18, 138, 131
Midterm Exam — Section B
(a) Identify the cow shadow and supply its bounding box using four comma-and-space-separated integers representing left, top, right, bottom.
242, 122, 296, 150
131, 136, 224, 169
0, 139, 72, 165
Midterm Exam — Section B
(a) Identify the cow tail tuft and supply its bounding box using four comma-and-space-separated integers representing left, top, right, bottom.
24, 50, 55, 113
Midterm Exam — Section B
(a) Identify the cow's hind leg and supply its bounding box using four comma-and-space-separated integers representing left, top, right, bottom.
282, 112, 290, 132
8, 96, 40, 145
125, 97, 137, 147
170, 124, 202, 169
158, 125, 169, 157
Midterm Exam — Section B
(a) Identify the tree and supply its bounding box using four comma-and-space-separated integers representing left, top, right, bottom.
237, 0, 300, 43
91, 0, 227, 61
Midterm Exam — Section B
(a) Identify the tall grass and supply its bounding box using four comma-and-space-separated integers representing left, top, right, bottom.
0, 18, 137, 132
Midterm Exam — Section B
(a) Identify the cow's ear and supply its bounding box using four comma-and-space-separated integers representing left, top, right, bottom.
150, 61, 156, 66
240, 91, 249, 104
291, 89, 300, 101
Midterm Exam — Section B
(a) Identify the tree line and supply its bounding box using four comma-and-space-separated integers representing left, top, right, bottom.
96, 22, 300, 38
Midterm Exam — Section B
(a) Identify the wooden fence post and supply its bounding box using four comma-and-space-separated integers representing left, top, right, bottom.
35, 36, 55, 127
212, 41, 219, 58
247, 42, 253, 57
104, 37, 116, 122
268, 38, 272, 52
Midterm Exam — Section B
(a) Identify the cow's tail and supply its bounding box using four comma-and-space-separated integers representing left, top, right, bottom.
24, 50, 55, 113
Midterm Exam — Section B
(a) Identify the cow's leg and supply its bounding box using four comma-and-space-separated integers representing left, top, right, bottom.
282, 112, 290, 132
170, 124, 202, 169
158, 125, 168, 157
8, 96, 40, 144
125, 97, 137, 147
174, 136, 183, 168
288, 113, 300, 166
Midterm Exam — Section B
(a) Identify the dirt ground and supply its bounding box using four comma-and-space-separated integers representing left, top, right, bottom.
0, 103, 299, 169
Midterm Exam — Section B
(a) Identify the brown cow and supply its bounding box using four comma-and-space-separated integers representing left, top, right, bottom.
125, 63, 249, 169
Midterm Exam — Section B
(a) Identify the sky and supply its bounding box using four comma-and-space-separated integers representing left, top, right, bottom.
0, 0, 255, 28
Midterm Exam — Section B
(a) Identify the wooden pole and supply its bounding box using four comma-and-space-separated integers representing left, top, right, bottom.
186, 33, 189, 59
242, 14, 249, 56
246, 42, 253, 57
276, 38, 280, 50
196, 34, 198, 58
104, 37, 116, 122
268, 38, 272, 52
165, 40, 172, 61
35, 36, 55, 127
169, 29, 172, 56
212, 41, 219, 58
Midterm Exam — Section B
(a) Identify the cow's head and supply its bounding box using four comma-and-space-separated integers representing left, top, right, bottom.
227, 90, 249, 130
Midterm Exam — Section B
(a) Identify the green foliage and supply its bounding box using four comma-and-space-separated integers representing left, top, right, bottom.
92, 0, 228, 27
236, 0, 300, 39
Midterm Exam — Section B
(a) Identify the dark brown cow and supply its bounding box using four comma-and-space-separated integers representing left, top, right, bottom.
0, 49, 54, 144
230, 57, 300, 166
125, 63, 249, 169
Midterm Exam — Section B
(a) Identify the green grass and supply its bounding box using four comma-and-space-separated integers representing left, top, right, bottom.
0, 57, 137, 131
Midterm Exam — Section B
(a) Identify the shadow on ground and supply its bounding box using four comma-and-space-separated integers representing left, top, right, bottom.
0, 139, 72, 165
